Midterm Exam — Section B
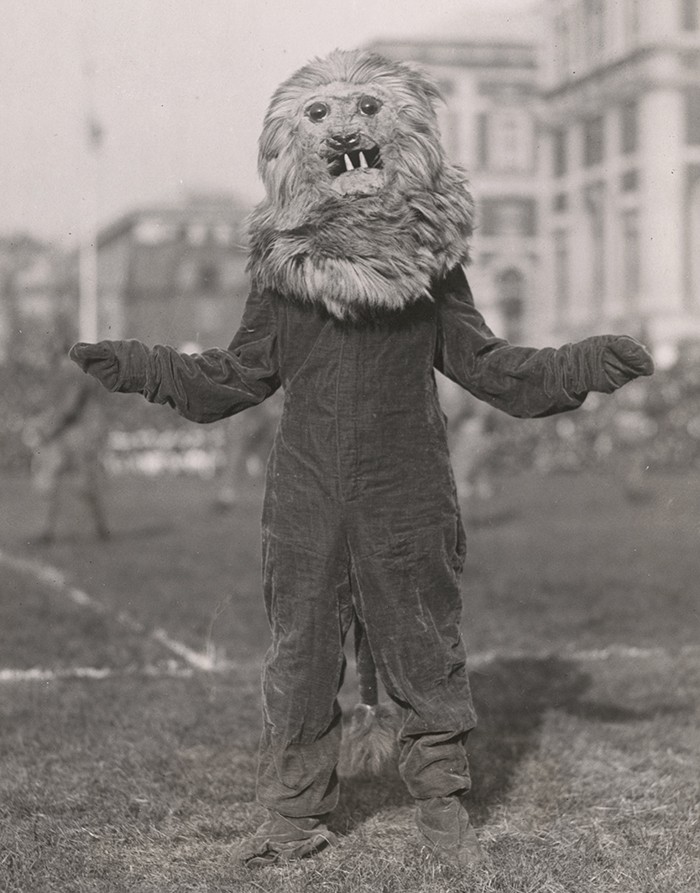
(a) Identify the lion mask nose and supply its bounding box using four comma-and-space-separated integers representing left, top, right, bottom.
326, 132, 361, 152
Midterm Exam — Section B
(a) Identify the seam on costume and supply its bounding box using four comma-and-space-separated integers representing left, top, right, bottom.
282, 319, 332, 391
334, 333, 346, 502
350, 336, 360, 498
264, 528, 338, 559
350, 519, 460, 561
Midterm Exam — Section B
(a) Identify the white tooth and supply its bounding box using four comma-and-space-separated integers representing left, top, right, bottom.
344, 153, 354, 171
359, 152, 368, 169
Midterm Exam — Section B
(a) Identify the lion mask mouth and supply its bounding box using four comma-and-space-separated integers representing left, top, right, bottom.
327, 145, 383, 177
326, 144, 384, 195
250, 49, 474, 317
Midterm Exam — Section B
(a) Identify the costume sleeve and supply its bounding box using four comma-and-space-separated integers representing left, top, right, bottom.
70, 284, 280, 424
434, 266, 653, 419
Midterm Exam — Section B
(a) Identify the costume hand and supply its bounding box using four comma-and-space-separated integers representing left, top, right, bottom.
583, 335, 654, 393
69, 341, 121, 391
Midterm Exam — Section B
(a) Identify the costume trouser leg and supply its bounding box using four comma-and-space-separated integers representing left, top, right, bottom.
256, 531, 353, 817
350, 519, 476, 801
257, 514, 476, 815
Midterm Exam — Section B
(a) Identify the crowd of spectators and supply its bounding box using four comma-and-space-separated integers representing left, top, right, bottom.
468, 342, 700, 480
2, 339, 700, 488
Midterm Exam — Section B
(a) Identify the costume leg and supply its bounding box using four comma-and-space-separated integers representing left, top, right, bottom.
79, 462, 109, 540
34, 446, 63, 543
349, 519, 476, 800
39, 476, 62, 543
256, 530, 353, 818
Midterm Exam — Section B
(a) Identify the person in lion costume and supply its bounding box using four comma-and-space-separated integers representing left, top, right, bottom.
70, 49, 653, 869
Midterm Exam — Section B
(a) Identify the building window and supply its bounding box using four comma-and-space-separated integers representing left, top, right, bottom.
690, 175, 700, 308
686, 88, 700, 143
477, 113, 489, 168
682, 0, 699, 30
553, 230, 570, 322
621, 210, 641, 306
620, 100, 639, 154
583, 115, 605, 167
480, 198, 537, 237
553, 192, 569, 213
584, 183, 606, 310
625, 0, 641, 42
497, 269, 525, 343
553, 128, 568, 177
198, 262, 220, 292
554, 13, 571, 78
477, 110, 534, 172
621, 169, 639, 192
583, 0, 605, 62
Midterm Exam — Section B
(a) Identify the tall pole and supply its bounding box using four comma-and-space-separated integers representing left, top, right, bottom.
78, 56, 101, 343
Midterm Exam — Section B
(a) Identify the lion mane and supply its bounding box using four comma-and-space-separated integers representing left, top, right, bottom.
247, 49, 474, 321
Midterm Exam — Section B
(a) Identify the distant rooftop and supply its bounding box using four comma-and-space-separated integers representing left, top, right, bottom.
97, 193, 251, 249
368, 38, 537, 69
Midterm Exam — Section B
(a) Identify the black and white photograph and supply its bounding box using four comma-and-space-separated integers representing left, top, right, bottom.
1, 1, 699, 890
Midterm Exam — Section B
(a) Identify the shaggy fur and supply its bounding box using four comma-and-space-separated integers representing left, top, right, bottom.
339, 703, 402, 777
247, 49, 474, 320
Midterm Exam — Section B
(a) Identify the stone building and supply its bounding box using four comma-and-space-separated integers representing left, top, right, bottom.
0, 236, 72, 362
540, 0, 700, 365
370, 38, 542, 344
93, 193, 250, 349
372, 0, 700, 364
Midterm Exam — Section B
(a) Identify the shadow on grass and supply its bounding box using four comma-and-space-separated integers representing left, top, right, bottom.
333, 655, 685, 834
468, 655, 684, 823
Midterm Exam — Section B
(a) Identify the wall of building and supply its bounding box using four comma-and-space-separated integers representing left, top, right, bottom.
94, 197, 251, 349
540, 0, 700, 364
374, 3, 700, 362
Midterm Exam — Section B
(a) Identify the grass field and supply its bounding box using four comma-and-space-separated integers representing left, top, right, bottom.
1, 468, 699, 892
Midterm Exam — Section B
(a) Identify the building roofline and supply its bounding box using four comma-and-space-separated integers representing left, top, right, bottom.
368, 38, 538, 70
543, 42, 696, 100
96, 195, 252, 249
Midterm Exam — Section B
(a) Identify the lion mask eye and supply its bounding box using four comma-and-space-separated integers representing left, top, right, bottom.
358, 95, 382, 117
305, 101, 330, 123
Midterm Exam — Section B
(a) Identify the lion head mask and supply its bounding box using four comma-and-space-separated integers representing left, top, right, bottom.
247, 49, 474, 320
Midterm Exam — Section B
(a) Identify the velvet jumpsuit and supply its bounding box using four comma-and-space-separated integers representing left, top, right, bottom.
87, 266, 607, 818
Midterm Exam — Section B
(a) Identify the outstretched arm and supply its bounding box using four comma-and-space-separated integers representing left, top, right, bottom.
434, 267, 653, 419
69, 285, 281, 424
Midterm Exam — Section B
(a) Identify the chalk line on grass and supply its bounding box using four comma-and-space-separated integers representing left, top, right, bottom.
2, 644, 699, 686
2, 547, 698, 686
0, 664, 196, 683
0, 548, 231, 673
468, 643, 700, 667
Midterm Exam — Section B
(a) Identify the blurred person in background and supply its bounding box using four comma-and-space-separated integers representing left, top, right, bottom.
24, 331, 109, 543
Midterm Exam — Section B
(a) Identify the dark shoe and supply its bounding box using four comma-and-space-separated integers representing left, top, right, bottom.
235, 812, 337, 868
415, 794, 484, 868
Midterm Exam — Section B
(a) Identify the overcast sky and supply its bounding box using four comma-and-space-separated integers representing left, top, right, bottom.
1, 0, 538, 246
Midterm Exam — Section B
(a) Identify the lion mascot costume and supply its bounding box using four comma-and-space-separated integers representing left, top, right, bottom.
70, 49, 653, 869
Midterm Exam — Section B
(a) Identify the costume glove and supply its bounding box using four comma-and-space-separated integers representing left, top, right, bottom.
69, 340, 150, 392
575, 335, 654, 394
